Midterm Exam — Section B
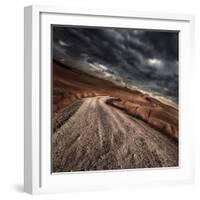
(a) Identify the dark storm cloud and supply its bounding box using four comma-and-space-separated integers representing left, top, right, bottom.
53, 26, 179, 102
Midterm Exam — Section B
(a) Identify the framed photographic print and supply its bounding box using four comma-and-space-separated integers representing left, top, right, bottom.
24, 5, 195, 194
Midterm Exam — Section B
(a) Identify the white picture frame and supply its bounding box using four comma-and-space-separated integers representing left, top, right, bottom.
24, 5, 195, 194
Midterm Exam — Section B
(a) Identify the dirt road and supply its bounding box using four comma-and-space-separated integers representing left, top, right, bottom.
53, 96, 178, 172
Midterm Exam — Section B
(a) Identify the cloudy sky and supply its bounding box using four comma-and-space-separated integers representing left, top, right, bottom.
52, 26, 179, 102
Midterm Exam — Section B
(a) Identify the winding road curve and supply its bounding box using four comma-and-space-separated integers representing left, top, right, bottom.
53, 96, 178, 172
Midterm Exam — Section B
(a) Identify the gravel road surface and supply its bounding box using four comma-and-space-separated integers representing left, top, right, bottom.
53, 96, 178, 172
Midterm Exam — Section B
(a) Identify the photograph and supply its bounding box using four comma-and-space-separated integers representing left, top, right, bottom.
52, 26, 179, 173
